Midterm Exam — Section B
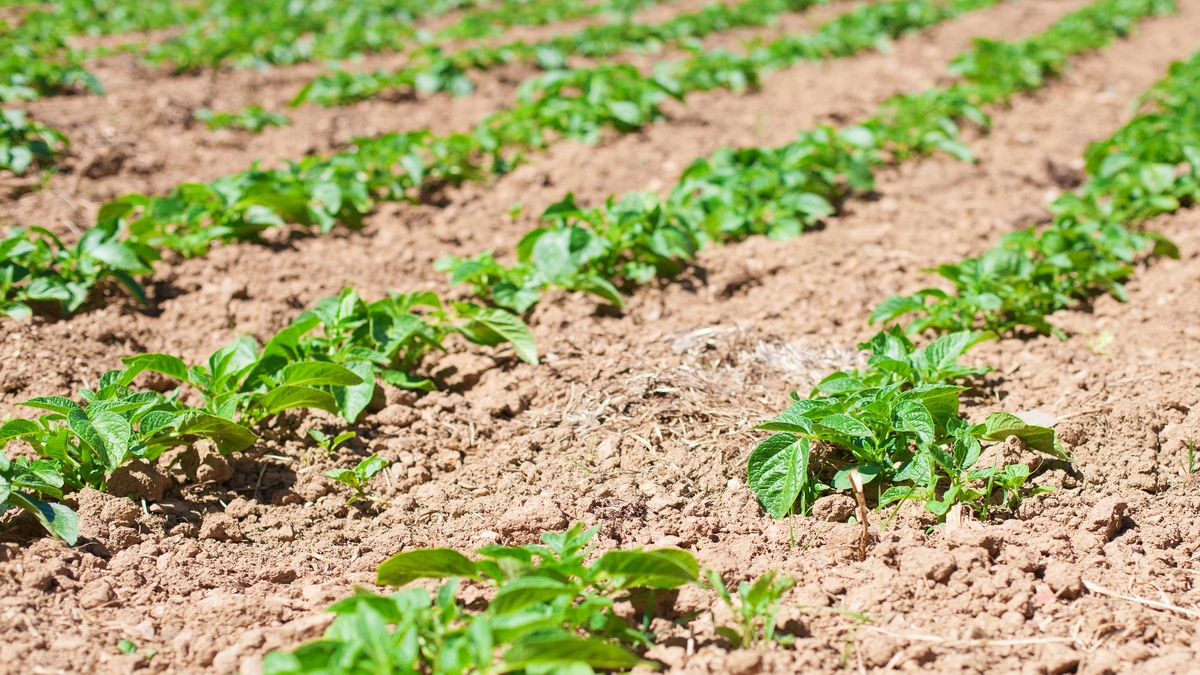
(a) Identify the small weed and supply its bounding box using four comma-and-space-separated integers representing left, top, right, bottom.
324, 454, 391, 506
707, 569, 795, 650
1088, 332, 1115, 355
1183, 440, 1196, 476
308, 429, 355, 459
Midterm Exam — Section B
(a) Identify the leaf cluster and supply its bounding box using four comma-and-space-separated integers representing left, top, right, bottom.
264, 522, 699, 674
145, 0, 659, 73
746, 329, 1065, 521
194, 105, 290, 133
0, 108, 68, 174
0, 359, 265, 543
124, 288, 536, 425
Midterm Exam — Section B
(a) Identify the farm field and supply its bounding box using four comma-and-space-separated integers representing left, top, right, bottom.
2, 0, 1200, 673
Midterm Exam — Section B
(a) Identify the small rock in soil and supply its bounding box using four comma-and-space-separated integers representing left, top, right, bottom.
196, 441, 234, 483
106, 525, 143, 552
78, 579, 115, 609
1085, 496, 1128, 540
431, 352, 495, 390
199, 512, 243, 541
496, 494, 568, 541
811, 494, 856, 522
107, 459, 170, 501
899, 548, 956, 582
1043, 560, 1083, 599
376, 404, 419, 428
723, 650, 762, 675
1041, 643, 1081, 675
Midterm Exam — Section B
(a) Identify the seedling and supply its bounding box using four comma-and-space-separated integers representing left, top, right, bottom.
1183, 440, 1196, 476
1088, 332, 1115, 355
194, 106, 290, 133
308, 429, 356, 459
707, 569, 795, 650
324, 454, 390, 506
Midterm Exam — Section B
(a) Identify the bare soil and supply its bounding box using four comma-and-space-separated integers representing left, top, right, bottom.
2, 1, 1200, 674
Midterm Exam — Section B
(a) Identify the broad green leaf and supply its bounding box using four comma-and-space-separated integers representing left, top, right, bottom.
504, 632, 645, 671
255, 386, 341, 417
980, 412, 1068, 460
165, 411, 258, 455
89, 411, 133, 473
279, 361, 363, 387
0, 419, 41, 442
19, 396, 82, 416
747, 434, 808, 519
6, 491, 78, 545
816, 414, 872, 437
488, 576, 575, 615
595, 548, 699, 589
456, 307, 538, 364
333, 361, 376, 424
121, 353, 189, 382
376, 548, 480, 587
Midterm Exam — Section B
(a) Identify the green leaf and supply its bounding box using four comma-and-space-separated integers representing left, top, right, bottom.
504, 632, 645, 671
279, 361, 363, 387
747, 434, 808, 519
456, 306, 538, 364
488, 576, 575, 615
5, 491, 78, 545
595, 548, 699, 589
121, 354, 189, 382
88, 411, 133, 472
254, 386, 341, 417
165, 411, 258, 455
980, 412, 1068, 460
376, 548, 480, 587
0, 419, 41, 442
333, 361, 376, 424
20, 396, 82, 416
816, 414, 873, 437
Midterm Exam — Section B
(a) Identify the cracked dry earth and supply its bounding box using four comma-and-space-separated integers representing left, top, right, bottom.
3, 0, 1200, 674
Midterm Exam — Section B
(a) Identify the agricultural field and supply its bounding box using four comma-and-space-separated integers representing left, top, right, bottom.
2, 0, 1200, 672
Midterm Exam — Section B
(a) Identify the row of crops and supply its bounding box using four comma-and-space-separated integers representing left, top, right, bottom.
1, 0, 1198, 671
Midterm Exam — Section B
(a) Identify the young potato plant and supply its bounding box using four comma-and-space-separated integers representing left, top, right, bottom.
295, 0, 827, 104
1, 222, 155, 320
126, 288, 536, 424
194, 105, 290, 133
263, 523, 700, 674
438, 192, 699, 311
747, 330, 1066, 521
0, 361, 261, 543
0, 109, 68, 174
0, 448, 79, 544
871, 7, 1191, 338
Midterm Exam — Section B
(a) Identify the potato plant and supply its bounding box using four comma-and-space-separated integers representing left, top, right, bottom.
263, 523, 700, 674
746, 329, 1067, 520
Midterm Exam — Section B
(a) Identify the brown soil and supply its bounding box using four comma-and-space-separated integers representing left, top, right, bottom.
3, 1, 1200, 674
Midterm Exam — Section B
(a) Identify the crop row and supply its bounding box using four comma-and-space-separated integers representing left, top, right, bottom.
0, 0, 1012, 319
294, 0, 829, 103
294, 0, 1002, 107
0, 0, 668, 100
746, 44, 1198, 523
436, 0, 1175, 313
0, 285, 536, 543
